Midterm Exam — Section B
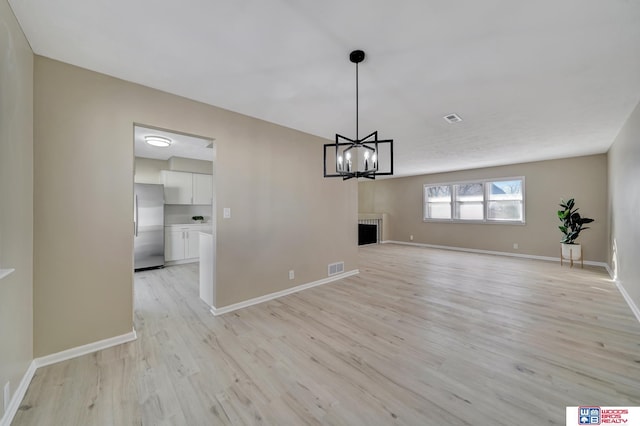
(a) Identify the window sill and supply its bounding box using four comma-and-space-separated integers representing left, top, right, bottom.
423, 219, 526, 225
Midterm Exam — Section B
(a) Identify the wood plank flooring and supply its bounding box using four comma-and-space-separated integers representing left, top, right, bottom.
12, 244, 640, 425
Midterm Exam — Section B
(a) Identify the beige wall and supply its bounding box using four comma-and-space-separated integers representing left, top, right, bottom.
0, 0, 33, 416
359, 155, 608, 262
134, 157, 168, 184
34, 56, 357, 356
608, 100, 640, 311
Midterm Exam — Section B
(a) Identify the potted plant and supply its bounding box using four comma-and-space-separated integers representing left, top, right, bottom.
557, 198, 594, 263
192, 215, 204, 223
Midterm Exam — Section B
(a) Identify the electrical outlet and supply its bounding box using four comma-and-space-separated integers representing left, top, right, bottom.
410, 235, 414, 241
513, 243, 519, 249
4, 381, 10, 412
289, 270, 294, 280
223, 208, 231, 219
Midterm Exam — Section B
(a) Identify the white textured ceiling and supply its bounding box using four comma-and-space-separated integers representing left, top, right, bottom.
9, 0, 640, 177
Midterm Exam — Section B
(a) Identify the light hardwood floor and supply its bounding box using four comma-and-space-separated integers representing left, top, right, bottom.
13, 244, 640, 425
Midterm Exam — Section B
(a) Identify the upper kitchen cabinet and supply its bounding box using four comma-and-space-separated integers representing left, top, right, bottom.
193, 173, 213, 205
162, 170, 193, 204
161, 170, 213, 205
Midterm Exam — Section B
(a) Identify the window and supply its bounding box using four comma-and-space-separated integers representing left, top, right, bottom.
486, 179, 523, 222
454, 183, 484, 220
425, 185, 451, 219
424, 177, 524, 223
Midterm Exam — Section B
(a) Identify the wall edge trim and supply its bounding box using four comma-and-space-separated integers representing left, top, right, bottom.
605, 263, 614, 279
0, 360, 37, 426
211, 270, 360, 316
34, 329, 137, 369
614, 280, 640, 324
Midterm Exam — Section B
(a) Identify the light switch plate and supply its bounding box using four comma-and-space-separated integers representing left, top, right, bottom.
223, 208, 231, 219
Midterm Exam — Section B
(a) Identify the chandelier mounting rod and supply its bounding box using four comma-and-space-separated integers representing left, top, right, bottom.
350, 50, 365, 141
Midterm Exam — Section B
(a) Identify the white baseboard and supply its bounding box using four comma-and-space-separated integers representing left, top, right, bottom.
0, 361, 37, 426
211, 270, 359, 316
164, 258, 198, 267
0, 329, 137, 426
381, 240, 609, 269
34, 329, 137, 369
605, 263, 614, 279
614, 280, 640, 324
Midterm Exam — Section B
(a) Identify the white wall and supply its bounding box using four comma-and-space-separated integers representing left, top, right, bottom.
0, 0, 33, 417
608, 99, 640, 315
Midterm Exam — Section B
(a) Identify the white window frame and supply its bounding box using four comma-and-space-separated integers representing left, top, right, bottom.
423, 184, 452, 220
423, 176, 525, 224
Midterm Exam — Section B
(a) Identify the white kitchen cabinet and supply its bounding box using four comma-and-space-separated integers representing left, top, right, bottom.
165, 230, 186, 261
192, 173, 213, 205
161, 170, 193, 205
186, 230, 200, 259
164, 224, 212, 263
162, 170, 212, 205
199, 231, 214, 307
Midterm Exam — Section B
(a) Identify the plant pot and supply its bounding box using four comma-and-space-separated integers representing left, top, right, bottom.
561, 243, 582, 260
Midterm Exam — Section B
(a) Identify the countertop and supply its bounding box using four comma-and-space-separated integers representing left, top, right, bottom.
165, 223, 211, 227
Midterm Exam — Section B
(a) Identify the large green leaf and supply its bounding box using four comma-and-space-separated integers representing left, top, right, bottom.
557, 197, 593, 243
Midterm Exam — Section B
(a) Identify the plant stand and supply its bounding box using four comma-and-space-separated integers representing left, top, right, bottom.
560, 245, 583, 268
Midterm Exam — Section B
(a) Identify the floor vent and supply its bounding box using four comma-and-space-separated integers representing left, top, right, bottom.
328, 262, 344, 276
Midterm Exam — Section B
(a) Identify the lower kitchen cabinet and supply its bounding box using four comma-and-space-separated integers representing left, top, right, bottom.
186, 230, 200, 259
165, 224, 211, 263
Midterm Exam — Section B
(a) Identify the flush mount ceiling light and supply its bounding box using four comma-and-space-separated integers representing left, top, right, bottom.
323, 50, 393, 180
145, 136, 172, 147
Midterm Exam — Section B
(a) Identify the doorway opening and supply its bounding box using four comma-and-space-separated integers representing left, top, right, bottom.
132, 123, 216, 304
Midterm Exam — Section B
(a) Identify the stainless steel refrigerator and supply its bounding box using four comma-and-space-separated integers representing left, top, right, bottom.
134, 183, 165, 270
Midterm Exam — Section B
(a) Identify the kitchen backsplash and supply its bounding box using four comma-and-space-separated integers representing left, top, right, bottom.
165, 204, 212, 224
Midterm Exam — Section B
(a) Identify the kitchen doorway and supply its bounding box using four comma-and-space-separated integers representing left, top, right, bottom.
132, 124, 216, 306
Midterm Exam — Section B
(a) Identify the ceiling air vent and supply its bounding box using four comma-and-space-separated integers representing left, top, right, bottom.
444, 113, 462, 124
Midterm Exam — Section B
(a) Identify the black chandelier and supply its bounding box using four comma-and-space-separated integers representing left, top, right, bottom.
324, 50, 394, 180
